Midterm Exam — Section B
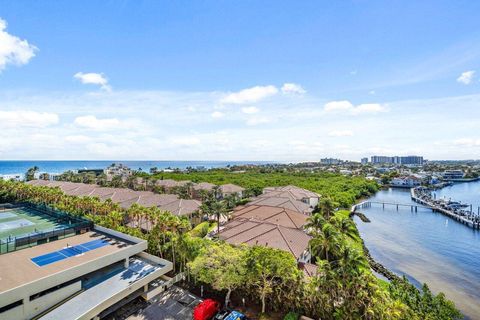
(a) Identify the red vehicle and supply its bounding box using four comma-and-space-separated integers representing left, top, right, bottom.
193, 299, 221, 320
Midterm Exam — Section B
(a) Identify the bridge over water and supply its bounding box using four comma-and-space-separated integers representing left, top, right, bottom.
352, 200, 430, 213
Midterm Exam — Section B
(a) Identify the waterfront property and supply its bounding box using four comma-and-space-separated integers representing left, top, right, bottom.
0, 204, 173, 320
245, 194, 313, 215
411, 187, 480, 229
26, 180, 201, 220
261, 185, 320, 208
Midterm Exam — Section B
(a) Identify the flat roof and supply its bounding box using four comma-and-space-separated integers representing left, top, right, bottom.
40, 256, 168, 320
0, 231, 132, 293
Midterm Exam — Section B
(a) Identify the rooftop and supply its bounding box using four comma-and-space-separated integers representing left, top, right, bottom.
0, 230, 131, 293
246, 196, 313, 215
219, 183, 245, 194
263, 185, 320, 200
232, 205, 308, 229
26, 180, 200, 216
218, 218, 311, 259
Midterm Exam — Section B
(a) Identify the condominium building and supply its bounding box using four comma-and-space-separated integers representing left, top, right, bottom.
0, 204, 173, 320
371, 155, 423, 165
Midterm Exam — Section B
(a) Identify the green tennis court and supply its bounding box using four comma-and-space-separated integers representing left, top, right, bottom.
0, 205, 92, 254
0, 207, 67, 241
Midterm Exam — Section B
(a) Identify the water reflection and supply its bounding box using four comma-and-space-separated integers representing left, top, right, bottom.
355, 187, 480, 319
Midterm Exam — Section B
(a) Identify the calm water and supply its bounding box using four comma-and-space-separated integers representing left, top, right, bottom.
0, 160, 274, 175
355, 183, 480, 319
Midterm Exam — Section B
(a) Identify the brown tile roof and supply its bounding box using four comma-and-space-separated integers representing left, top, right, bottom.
193, 182, 216, 191
247, 196, 313, 215
161, 199, 202, 216
263, 185, 320, 200
25, 180, 200, 217
232, 205, 308, 229
218, 218, 311, 259
302, 263, 319, 277
219, 183, 245, 194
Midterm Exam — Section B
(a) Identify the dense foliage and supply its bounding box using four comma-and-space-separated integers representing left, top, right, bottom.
0, 179, 461, 319
147, 169, 379, 207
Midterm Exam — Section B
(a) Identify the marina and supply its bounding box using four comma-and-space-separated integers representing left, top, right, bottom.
411, 187, 480, 229
354, 186, 480, 319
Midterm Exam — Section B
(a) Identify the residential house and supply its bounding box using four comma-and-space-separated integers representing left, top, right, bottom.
262, 185, 320, 208
245, 196, 313, 215
219, 183, 245, 199
192, 182, 216, 199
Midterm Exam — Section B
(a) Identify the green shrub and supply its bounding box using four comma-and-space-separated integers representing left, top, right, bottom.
284, 312, 299, 320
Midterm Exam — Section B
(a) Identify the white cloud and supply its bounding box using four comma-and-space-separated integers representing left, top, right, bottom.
328, 130, 353, 137
324, 100, 387, 115
457, 70, 475, 85
352, 103, 387, 115
453, 138, 480, 147
169, 136, 201, 147
369, 90, 376, 95
241, 106, 259, 114
65, 135, 91, 143
74, 115, 120, 130
0, 110, 58, 128
281, 83, 306, 95
221, 85, 278, 104
324, 100, 354, 112
74, 72, 111, 91
246, 116, 270, 126
211, 111, 225, 119
0, 18, 37, 72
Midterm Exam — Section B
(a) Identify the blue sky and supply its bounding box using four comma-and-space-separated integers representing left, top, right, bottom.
0, 1, 480, 161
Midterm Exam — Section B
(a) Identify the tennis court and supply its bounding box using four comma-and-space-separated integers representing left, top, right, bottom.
0, 207, 67, 240
31, 238, 110, 267
0, 204, 93, 254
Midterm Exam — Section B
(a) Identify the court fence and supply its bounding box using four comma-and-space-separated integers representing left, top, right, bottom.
0, 202, 93, 254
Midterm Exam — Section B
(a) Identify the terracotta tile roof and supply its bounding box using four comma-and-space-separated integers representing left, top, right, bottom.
219, 183, 245, 194
232, 205, 308, 229
25, 180, 200, 217
218, 218, 311, 259
247, 196, 312, 215
161, 199, 202, 216
263, 185, 320, 200
302, 263, 319, 277
193, 182, 216, 191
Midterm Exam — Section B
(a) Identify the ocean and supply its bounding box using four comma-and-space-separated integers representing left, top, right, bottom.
0, 160, 275, 175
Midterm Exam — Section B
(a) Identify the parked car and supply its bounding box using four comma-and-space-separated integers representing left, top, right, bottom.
224, 311, 247, 320
193, 299, 221, 320
213, 310, 230, 320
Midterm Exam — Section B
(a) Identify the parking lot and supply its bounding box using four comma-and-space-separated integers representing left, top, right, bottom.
127, 286, 202, 320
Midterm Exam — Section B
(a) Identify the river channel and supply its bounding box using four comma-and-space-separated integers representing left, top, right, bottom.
354, 182, 480, 319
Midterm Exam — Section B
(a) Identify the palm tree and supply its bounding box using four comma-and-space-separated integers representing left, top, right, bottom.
331, 216, 358, 240
306, 213, 326, 233
211, 200, 228, 234
317, 197, 337, 219
310, 223, 340, 262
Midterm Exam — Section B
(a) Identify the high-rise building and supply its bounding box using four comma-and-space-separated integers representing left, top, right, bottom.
370, 155, 423, 165
361, 158, 368, 164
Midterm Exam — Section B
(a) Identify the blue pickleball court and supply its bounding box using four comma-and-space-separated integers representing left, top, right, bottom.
31, 239, 110, 267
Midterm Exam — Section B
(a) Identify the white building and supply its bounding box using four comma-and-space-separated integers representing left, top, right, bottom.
390, 176, 422, 188
442, 170, 464, 180
0, 173, 24, 181
0, 213, 172, 320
